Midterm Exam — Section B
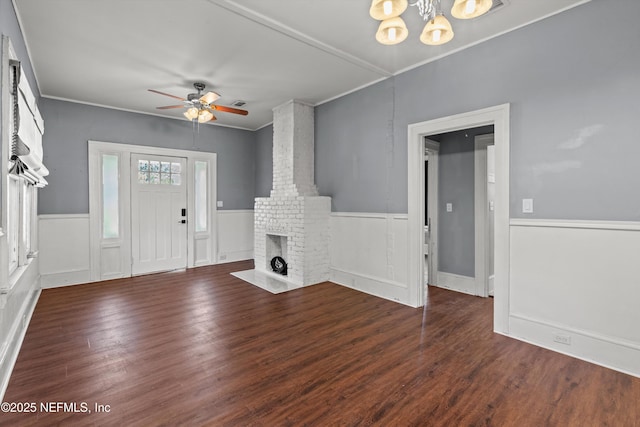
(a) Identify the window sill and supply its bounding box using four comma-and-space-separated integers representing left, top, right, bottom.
1, 256, 36, 308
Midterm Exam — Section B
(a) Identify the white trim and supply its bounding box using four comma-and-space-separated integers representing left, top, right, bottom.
0, 288, 39, 401
40, 269, 91, 289
408, 104, 510, 334
39, 213, 89, 220
424, 140, 439, 289
510, 218, 640, 231
330, 211, 392, 219
330, 267, 414, 308
474, 134, 494, 297
218, 250, 254, 263
509, 314, 640, 378
434, 271, 477, 296
217, 209, 255, 215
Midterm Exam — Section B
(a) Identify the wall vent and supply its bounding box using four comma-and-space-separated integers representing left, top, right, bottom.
231, 100, 246, 107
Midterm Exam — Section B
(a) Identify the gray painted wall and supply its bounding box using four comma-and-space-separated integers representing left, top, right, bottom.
436, 126, 493, 277
1, 0, 41, 206
39, 99, 256, 214
254, 124, 273, 198
0, 0, 39, 100
315, 78, 395, 212
315, 0, 640, 221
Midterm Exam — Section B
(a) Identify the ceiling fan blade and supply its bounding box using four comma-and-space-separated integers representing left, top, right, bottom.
210, 104, 249, 116
156, 105, 185, 110
148, 89, 186, 101
200, 91, 221, 104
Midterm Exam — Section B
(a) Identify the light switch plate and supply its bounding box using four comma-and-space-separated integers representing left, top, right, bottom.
522, 198, 533, 213
217, 201, 223, 208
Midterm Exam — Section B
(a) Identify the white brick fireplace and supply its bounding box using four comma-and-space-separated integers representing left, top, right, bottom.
252, 100, 331, 287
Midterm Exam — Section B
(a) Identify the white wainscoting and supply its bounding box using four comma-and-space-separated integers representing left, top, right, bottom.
39, 214, 91, 288
40, 211, 255, 287
435, 271, 476, 296
329, 213, 411, 305
509, 219, 640, 377
217, 210, 254, 263
0, 259, 40, 401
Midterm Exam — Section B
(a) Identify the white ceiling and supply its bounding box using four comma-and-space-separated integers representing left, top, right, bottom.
14, 0, 589, 131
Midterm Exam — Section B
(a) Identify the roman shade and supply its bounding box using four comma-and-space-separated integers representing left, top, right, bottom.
10, 60, 48, 187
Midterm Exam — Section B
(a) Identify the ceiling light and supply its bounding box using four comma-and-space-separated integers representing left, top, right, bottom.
370, 0, 492, 46
184, 107, 199, 120
370, 0, 408, 20
376, 16, 409, 45
420, 14, 454, 45
197, 110, 215, 123
451, 0, 493, 19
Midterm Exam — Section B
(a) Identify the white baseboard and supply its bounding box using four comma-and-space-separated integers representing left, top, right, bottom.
218, 250, 253, 264
40, 269, 91, 289
0, 288, 40, 401
509, 220, 640, 377
435, 271, 476, 296
330, 267, 412, 307
510, 314, 640, 378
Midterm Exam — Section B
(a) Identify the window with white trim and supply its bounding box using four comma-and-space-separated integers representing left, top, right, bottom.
194, 160, 208, 233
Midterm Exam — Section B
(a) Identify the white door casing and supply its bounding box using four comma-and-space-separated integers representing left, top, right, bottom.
407, 104, 510, 334
424, 139, 439, 287
131, 154, 187, 275
89, 141, 217, 282
474, 134, 495, 297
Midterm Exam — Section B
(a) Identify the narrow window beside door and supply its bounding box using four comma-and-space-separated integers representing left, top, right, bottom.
194, 161, 208, 233
102, 154, 119, 239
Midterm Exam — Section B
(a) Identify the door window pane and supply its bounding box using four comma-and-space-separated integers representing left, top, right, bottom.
102, 154, 119, 239
194, 161, 208, 232
137, 159, 181, 185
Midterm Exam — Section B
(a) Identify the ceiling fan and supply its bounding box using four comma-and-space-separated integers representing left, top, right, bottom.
149, 82, 248, 123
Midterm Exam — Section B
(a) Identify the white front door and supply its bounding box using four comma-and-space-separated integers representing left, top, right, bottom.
131, 154, 187, 275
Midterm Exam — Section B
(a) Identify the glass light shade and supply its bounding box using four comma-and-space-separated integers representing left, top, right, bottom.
199, 91, 221, 105
451, 0, 492, 19
369, 0, 407, 20
197, 110, 214, 123
420, 15, 454, 45
183, 107, 199, 120
375, 16, 408, 45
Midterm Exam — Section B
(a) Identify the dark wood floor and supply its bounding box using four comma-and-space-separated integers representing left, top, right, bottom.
2, 260, 639, 426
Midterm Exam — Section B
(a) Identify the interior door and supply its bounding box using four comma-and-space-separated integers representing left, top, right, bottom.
131, 154, 187, 275
424, 139, 440, 287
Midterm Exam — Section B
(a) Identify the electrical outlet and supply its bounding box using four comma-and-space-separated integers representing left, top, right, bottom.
553, 333, 571, 345
219, 254, 227, 260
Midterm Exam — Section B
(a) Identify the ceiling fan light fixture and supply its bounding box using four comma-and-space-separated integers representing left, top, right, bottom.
184, 107, 199, 120
451, 0, 492, 19
200, 91, 221, 105
376, 16, 409, 45
370, 0, 408, 20
197, 109, 214, 123
420, 14, 454, 45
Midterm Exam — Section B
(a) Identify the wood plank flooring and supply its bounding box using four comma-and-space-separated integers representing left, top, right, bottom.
2, 260, 639, 426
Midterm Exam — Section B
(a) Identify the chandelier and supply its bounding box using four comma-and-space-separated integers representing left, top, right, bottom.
370, 0, 493, 46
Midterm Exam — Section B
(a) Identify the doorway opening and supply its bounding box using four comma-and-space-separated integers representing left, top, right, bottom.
407, 104, 510, 334
422, 126, 494, 297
